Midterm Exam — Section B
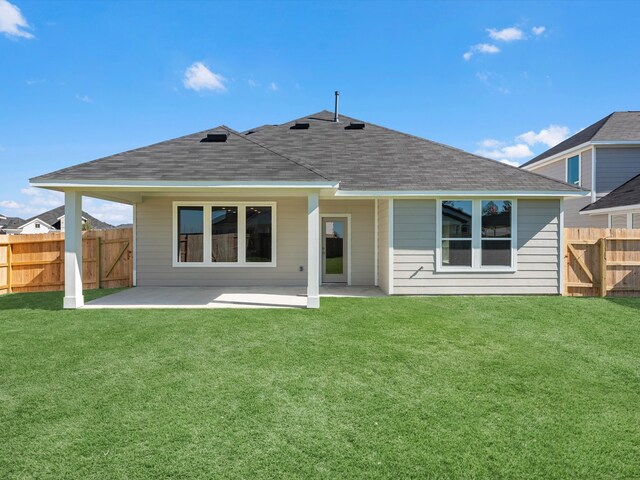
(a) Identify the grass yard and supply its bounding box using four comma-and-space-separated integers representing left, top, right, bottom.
1, 290, 639, 479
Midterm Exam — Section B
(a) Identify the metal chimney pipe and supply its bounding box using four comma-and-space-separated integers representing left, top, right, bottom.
334, 91, 340, 122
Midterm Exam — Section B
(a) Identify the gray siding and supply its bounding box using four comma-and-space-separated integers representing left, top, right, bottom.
136, 196, 375, 287
596, 146, 640, 194
137, 196, 308, 287
320, 199, 375, 285
564, 197, 607, 228
377, 199, 390, 294
529, 149, 605, 227
534, 158, 566, 182
392, 199, 561, 295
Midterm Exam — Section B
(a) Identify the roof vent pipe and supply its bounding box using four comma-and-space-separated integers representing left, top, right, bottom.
334, 91, 340, 122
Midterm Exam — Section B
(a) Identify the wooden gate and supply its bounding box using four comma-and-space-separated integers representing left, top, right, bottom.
0, 228, 132, 295
564, 228, 640, 297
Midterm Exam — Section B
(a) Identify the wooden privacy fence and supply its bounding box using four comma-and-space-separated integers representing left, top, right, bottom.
564, 228, 640, 297
0, 228, 132, 295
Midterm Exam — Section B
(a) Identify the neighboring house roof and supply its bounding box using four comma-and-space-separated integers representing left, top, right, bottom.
0, 216, 25, 231
21, 206, 115, 230
522, 111, 640, 168
31, 110, 583, 193
581, 173, 640, 213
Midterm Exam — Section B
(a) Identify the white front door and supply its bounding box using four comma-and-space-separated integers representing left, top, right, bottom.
322, 217, 348, 283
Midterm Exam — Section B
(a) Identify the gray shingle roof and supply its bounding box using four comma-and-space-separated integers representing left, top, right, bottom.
32, 111, 583, 193
32, 126, 329, 183
245, 110, 583, 191
582, 174, 640, 212
522, 111, 640, 168
0, 216, 25, 230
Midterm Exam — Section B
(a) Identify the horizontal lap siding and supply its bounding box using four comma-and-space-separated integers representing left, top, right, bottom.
392, 199, 561, 295
137, 196, 307, 287
596, 147, 640, 194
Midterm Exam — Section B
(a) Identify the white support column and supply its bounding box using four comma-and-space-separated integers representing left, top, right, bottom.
63, 191, 84, 309
307, 192, 320, 309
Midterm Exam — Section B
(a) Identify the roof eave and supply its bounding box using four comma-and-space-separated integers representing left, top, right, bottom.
334, 189, 589, 197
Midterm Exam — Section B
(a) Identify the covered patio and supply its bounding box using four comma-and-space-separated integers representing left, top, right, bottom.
82, 285, 384, 309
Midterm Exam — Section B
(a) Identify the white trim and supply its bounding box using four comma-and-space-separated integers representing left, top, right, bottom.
591, 146, 597, 203
523, 142, 592, 171
374, 199, 379, 287
559, 198, 565, 296
566, 154, 581, 187
31, 179, 339, 189
388, 199, 394, 295
334, 190, 587, 198
435, 198, 517, 273
320, 213, 352, 285
523, 140, 640, 172
172, 201, 277, 268
132, 203, 137, 287
581, 203, 640, 215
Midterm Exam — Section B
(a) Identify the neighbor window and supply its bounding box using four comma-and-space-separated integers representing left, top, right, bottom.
567, 155, 580, 186
35, 223, 41, 229
174, 202, 275, 266
439, 199, 515, 270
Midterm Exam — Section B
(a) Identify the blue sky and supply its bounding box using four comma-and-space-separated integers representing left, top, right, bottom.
1, 0, 640, 224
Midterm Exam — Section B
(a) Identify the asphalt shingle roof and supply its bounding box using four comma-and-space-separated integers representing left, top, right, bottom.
32, 126, 328, 183
522, 111, 640, 168
582, 173, 640, 212
32, 110, 583, 193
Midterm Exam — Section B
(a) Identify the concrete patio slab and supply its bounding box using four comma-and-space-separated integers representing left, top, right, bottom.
83, 285, 383, 309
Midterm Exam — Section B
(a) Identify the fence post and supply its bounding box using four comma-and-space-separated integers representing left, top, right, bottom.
96, 236, 101, 289
7, 241, 12, 294
599, 237, 607, 297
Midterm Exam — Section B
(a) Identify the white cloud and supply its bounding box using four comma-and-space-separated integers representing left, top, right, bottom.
532, 26, 546, 36
0, 0, 33, 39
0, 200, 22, 209
20, 187, 63, 207
463, 43, 500, 60
26, 79, 45, 85
479, 138, 503, 148
487, 27, 524, 42
248, 79, 259, 87
83, 198, 132, 224
269, 82, 278, 91
477, 143, 534, 161
500, 159, 522, 167
517, 124, 570, 148
75, 94, 93, 103
183, 62, 226, 92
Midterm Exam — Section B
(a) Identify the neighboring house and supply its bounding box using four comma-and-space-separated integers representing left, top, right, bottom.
30, 108, 587, 309
521, 111, 640, 227
0, 215, 26, 234
0, 206, 114, 234
581, 173, 640, 228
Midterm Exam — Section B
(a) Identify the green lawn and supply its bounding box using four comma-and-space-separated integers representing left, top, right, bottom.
1, 290, 639, 479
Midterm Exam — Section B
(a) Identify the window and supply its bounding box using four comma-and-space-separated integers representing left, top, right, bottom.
211, 206, 238, 262
481, 200, 512, 267
246, 206, 273, 262
177, 206, 204, 263
567, 155, 580, 186
438, 199, 516, 271
441, 201, 472, 267
35, 223, 41, 229
173, 202, 276, 267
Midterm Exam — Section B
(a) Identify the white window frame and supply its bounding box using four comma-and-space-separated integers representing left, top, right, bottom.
436, 198, 517, 273
566, 155, 581, 186
172, 201, 277, 267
